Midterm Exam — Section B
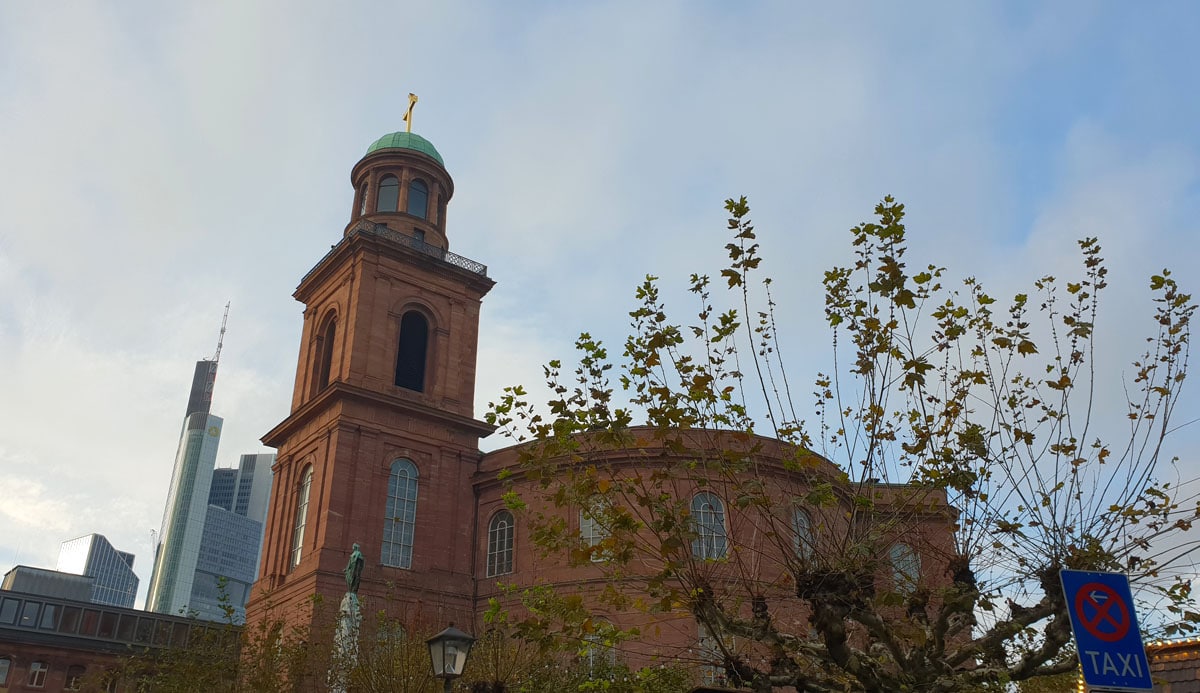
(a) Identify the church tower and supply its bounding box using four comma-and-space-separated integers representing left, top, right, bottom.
247, 128, 494, 631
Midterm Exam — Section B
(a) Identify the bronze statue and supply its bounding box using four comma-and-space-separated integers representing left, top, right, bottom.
344, 543, 364, 594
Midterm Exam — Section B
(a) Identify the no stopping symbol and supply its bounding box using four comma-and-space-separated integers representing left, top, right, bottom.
1074, 582, 1131, 642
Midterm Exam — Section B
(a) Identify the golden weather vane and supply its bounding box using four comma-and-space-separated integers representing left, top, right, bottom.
402, 93, 418, 133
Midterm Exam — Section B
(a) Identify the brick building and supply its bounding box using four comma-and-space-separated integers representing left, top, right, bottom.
248, 130, 493, 634
244, 128, 955, 677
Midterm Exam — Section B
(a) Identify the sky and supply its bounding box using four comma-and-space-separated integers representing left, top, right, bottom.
1, 2, 1198, 610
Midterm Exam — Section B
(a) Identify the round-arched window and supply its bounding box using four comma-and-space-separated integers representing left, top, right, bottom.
382, 459, 419, 568
395, 311, 429, 392
691, 492, 728, 560
376, 175, 400, 212
290, 465, 314, 569
407, 179, 429, 219
487, 510, 514, 577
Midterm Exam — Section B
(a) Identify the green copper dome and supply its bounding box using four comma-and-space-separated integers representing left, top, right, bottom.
364, 132, 444, 166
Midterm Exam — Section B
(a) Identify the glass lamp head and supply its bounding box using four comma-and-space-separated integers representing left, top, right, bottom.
427, 624, 475, 678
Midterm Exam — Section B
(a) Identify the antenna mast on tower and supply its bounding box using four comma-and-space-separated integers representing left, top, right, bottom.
213, 302, 230, 362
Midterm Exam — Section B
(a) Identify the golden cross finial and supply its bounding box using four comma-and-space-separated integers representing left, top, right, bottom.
403, 93, 419, 133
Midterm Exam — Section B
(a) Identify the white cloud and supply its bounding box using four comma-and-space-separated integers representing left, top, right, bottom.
1, 0, 1198, 604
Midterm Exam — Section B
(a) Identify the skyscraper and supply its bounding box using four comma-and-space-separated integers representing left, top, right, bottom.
190, 453, 273, 622
146, 317, 274, 622
56, 533, 139, 608
144, 353, 223, 616
208, 453, 272, 521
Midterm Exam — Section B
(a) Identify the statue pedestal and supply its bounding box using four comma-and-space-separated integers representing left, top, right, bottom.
328, 592, 362, 693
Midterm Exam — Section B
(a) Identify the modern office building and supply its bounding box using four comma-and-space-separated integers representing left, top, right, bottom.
147, 344, 221, 617
146, 336, 274, 622
57, 534, 139, 608
208, 453, 273, 522
189, 454, 273, 622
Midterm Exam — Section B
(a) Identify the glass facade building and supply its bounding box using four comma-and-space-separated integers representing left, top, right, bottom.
147, 356, 274, 623
190, 506, 264, 621
145, 411, 223, 616
56, 534, 139, 608
211, 453, 272, 522
188, 453, 273, 621
208, 468, 238, 514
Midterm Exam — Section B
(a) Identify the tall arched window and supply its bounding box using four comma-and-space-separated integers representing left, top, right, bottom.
395, 311, 429, 392
792, 508, 814, 560
382, 459, 418, 568
583, 620, 616, 674
691, 492, 727, 560
407, 178, 429, 219
580, 497, 611, 563
890, 542, 920, 593
312, 315, 336, 394
376, 174, 400, 212
486, 510, 514, 577
290, 465, 314, 569
358, 183, 368, 216
0, 657, 10, 686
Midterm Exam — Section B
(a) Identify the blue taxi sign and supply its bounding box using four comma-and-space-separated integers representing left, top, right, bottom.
1060, 569, 1152, 692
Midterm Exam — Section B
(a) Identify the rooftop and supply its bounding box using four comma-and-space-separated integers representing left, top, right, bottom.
364, 131, 444, 165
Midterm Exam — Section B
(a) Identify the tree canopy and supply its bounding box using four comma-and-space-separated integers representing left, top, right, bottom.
486, 196, 1199, 691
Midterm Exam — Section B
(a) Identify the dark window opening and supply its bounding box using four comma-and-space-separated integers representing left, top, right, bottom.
407, 179, 429, 219
154, 620, 172, 646
59, 606, 82, 634
171, 621, 190, 647
312, 316, 336, 394
395, 311, 429, 392
309, 311, 338, 393
80, 609, 100, 636
134, 617, 154, 644
98, 611, 117, 639
66, 665, 86, 690
376, 175, 400, 212
117, 614, 137, 641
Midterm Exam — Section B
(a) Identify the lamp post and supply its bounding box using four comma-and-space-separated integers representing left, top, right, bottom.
427, 623, 475, 693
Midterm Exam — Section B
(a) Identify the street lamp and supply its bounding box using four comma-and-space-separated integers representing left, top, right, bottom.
427, 623, 475, 693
